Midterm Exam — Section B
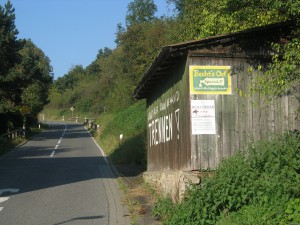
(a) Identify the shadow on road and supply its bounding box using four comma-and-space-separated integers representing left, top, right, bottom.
0, 122, 141, 196
53, 215, 105, 225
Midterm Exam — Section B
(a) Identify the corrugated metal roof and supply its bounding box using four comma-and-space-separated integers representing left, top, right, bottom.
133, 21, 294, 100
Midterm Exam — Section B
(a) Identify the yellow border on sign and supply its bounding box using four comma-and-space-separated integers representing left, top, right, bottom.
189, 65, 232, 95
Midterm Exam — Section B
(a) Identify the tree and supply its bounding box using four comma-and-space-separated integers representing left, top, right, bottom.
11, 39, 53, 107
166, 0, 185, 15
21, 83, 45, 115
172, 0, 288, 42
0, 0, 24, 113
0, 0, 53, 131
12, 39, 53, 126
225, 0, 300, 97
126, 0, 157, 26
0, 0, 24, 76
249, 31, 300, 98
226, 0, 299, 20
115, 23, 126, 46
55, 65, 84, 93
85, 48, 113, 76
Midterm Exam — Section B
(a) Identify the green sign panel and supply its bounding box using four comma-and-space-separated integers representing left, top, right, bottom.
189, 66, 232, 94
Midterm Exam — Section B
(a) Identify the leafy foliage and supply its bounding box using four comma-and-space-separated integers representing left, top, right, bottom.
250, 34, 300, 97
280, 198, 300, 224
0, 0, 24, 76
55, 65, 84, 94
153, 133, 300, 224
173, 0, 287, 42
126, 0, 157, 26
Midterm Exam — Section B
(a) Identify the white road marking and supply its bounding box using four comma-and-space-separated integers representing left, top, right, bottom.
0, 197, 9, 203
0, 189, 20, 213
62, 128, 67, 137
85, 126, 109, 164
50, 151, 55, 157
50, 125, 67, 157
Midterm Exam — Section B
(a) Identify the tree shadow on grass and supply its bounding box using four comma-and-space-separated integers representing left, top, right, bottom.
109, 133, 147, 177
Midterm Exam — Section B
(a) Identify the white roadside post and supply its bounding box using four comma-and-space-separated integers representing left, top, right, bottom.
70, 107, 75, 120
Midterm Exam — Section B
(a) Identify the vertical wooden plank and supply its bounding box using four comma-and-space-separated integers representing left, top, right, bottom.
236, 64, 244, 150
290, 93, 300, 130
222, 95, 236, 159
182, 60, 192, 170
209, 57, 219, 168
215, 94, 223, 166
269, 99, 275, 133
288, 95, 293, 130
275, 96, 282, 134
283, 95, 289, 131
231, 61, 240, 152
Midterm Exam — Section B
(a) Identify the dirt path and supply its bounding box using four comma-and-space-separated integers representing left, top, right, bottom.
114, 165, 162, 225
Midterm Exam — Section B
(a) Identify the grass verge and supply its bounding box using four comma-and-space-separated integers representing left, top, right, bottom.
95, 100, 147, 165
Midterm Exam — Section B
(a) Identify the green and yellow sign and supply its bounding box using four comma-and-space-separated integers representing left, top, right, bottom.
189, 66, 232, 94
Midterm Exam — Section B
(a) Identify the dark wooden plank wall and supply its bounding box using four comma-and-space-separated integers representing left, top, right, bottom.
146, 57, 191, 171
189, 55, 300, 170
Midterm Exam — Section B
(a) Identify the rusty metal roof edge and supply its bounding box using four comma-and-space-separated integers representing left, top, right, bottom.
133, 21, 295, 100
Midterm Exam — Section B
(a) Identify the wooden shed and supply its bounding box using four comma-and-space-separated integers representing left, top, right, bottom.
133, 22, 300, 178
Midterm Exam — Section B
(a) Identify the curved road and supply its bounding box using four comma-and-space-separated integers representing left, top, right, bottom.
0, 123, 130, 225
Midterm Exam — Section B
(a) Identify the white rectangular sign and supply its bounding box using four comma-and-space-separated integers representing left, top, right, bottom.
191, 100, 216, 134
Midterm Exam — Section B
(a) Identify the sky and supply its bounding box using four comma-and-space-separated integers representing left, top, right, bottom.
0, 0, 175, 79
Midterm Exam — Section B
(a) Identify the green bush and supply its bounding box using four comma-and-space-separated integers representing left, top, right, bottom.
153, 132, 300, 225
217, 202, 283, 225
280, 198, 300, 225
152, 196, 174, 221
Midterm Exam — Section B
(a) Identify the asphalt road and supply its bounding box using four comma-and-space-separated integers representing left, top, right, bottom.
0, 123, 130, 225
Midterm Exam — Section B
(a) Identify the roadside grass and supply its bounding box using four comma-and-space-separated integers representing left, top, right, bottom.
95, 100, 147, 166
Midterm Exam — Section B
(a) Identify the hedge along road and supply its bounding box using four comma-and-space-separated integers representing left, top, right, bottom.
0, 122, 130, 225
